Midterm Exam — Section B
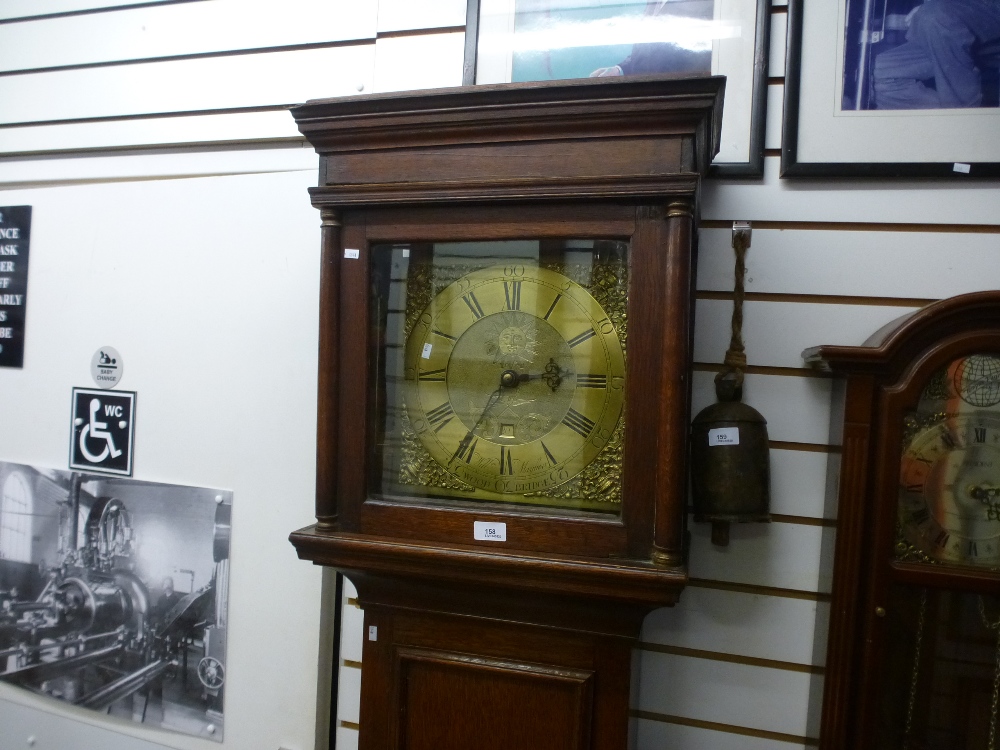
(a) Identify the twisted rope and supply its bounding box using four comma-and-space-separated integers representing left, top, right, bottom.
715, 229, 749, 401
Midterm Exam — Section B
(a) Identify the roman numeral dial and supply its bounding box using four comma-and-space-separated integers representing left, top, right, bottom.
898, 413, 1000, 568
403, 262, 626, 507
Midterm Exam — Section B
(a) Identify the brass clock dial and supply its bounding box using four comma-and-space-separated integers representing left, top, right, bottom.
898, 353, 1000, 568
403, 264, 625, 498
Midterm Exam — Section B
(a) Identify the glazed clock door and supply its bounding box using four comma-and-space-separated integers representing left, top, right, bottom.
379, 243, 628, 514
343, 198, 679, 562
868, 352, 1000, 750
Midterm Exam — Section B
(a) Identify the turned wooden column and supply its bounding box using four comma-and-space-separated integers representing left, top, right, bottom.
652, 198, 695, 566
315, 207, 342, 530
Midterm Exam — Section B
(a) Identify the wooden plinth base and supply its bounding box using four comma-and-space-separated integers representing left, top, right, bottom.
350, 572, 643, 750
290, 527, 687, 749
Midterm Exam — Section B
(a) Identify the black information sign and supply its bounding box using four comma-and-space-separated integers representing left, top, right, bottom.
69, 388, 136, 476
0, 206, 31, 368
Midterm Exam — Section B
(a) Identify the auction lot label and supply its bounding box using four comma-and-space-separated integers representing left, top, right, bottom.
0, 206, 31, 368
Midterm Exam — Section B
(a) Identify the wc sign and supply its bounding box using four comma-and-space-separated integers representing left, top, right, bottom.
69, 388, 136, 475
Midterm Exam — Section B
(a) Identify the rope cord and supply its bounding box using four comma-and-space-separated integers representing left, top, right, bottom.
715, 229, 749, 400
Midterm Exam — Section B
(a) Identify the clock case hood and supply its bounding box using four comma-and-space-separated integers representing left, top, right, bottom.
288, 76, 724, 612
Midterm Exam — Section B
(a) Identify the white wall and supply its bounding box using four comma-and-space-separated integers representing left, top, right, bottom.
0, 170, 326, 750
0, 1, 997, 749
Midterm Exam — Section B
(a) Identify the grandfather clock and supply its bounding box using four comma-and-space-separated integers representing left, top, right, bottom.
806, 291, 1000, 750
288, 76, 724, 749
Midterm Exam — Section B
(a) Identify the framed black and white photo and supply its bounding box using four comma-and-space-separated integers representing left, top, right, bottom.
0, 462, 232, 742
782, 0, 1000, 178
465, 0, 772, 175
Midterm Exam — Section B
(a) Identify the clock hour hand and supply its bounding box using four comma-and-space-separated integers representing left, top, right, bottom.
510, 358, 564, 392
968, 484, 1000, 522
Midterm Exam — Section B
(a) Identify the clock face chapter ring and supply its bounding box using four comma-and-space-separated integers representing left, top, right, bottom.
403, 264, 626, 498
899, 413, 1000, 567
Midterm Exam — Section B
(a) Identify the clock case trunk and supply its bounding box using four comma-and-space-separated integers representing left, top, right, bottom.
288, 77, 725, 749
806, 290, 1000, 750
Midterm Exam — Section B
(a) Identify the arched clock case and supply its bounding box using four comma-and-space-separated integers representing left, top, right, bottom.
288, 76, 725, 749
806, 291, 1000, 750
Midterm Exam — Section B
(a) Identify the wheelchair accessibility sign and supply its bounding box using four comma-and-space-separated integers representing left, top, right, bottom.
69, 388, 136, 475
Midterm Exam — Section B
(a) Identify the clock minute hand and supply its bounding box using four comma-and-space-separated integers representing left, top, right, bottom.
450, 372, 516, 464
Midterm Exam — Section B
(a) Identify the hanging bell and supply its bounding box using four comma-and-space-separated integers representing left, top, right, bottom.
691, 374, 771, 546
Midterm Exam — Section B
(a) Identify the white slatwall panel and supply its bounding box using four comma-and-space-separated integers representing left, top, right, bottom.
769, 448, 833, 519
0, 0, 467, 156
376, 0, 466, 32
340, 599, 364, 664
643, 586, 829, 666
764, 83, 782, 150
0, 147, 317, 188
689, 521, 835, 593
0, 0, 378, 71
704, 158, 1000, 224
0, 0, 184, 20
767, 9, 785, 78
636, 651, 823, 738
338, 575, 364, 742
372, 32, 466, 93
636, 719, 811, 750
336, 665, 361, 726
0, 46, 374, 123
335, 725, 360, 750
0, 111, 302, 155
697, 228, 1000, 298
694, 298, 920, 368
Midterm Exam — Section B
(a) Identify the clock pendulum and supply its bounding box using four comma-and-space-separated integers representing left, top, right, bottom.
979, 596, 1000, 750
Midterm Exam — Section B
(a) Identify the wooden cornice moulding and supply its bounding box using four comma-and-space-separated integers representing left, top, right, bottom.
305, 174, 704, 208
291, 75, 724, 207
289, 527, 686, 608
291, 75, 724, 150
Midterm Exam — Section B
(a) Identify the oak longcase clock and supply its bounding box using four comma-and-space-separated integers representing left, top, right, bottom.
288, 76, 724, 750
806, 291, 1000, 750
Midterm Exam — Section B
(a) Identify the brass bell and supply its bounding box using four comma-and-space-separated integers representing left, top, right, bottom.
691, 375, 771, 546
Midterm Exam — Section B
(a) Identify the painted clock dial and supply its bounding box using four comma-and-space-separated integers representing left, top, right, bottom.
898, 353, 1000, 568
403, 264, 626, 498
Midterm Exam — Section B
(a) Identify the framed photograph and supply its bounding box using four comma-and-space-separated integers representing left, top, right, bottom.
782, 0, 1000, 178
465, 0, 772, 176
0, 462, 232, 741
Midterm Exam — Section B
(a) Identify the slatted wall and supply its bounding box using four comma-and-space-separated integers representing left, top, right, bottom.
0, 1, 998, 749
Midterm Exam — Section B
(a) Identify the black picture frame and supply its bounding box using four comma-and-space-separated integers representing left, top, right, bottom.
463, 0, 771, 177
782, 0, 1000, 179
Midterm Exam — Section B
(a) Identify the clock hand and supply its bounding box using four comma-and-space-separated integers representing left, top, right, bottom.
512, 359, 564, 392
450, 371, 519, 464
970, 484, 1000, 503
